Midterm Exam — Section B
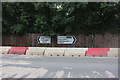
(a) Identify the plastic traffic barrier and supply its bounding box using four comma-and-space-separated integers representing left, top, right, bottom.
44, 48, 66, 56
85, 48, 110, 57
26, 47, 46, 56
2, 46, 11, 54
64, 48, 88, 57
107, 48, 118, 57
8, 47, 28, 55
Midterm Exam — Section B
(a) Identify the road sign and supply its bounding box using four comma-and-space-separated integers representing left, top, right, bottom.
57, 36, 77, 44
38, 36, 51, 44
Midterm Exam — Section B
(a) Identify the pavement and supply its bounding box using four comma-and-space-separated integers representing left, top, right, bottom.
0, 54, 118, 78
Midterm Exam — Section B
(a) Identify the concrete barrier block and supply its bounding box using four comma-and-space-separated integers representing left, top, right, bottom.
26, 47, 46, 56
44, 48, 66, 56
2, 46, 11, 54
64, 48, 88, 57
107, 48, 118, 57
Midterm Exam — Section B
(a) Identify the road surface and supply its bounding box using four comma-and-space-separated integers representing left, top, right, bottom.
0, 54, 118, 78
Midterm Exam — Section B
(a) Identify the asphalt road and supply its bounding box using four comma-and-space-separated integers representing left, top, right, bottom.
1, 54, 118, 78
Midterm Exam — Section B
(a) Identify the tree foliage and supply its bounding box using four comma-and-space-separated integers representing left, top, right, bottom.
2, 2, 120, 35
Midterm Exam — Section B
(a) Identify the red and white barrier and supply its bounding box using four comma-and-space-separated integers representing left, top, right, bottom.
1, 46, 118, 57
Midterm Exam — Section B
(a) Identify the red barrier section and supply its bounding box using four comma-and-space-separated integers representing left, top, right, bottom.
9, 47, 28, 55
85, 48, 110, 57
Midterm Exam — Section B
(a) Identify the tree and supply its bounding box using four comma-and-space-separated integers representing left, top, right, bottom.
2, 2, 120, 35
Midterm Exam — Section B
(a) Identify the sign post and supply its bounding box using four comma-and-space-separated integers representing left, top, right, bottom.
57, 36, 77, 44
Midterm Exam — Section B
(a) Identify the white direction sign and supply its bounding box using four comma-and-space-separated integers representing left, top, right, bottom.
38, 36, 51, 44
57, 36, 77, 44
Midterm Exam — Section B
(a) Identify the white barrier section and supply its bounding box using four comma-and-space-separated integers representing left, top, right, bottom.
2, 46, 11, 54
44, 48, 66, 56
64, 48, 88, 57
26, 47, 46, 56
107, 48, 118, 57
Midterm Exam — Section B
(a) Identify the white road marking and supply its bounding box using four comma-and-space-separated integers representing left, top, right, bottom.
67, 72, 72, 78
105, 71, 115, 78
92, 71, 101, 75
63, 67, 72, 70
49, 72, 53, 76
54, 70, 64, 78
80, 73, 90, 78
3, 61, 30, 65
26, 68, 48, 78
3, 66, 48, 78
3, 66, 35, 78
3, 67, 22, 78
80, 75, 90, 78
